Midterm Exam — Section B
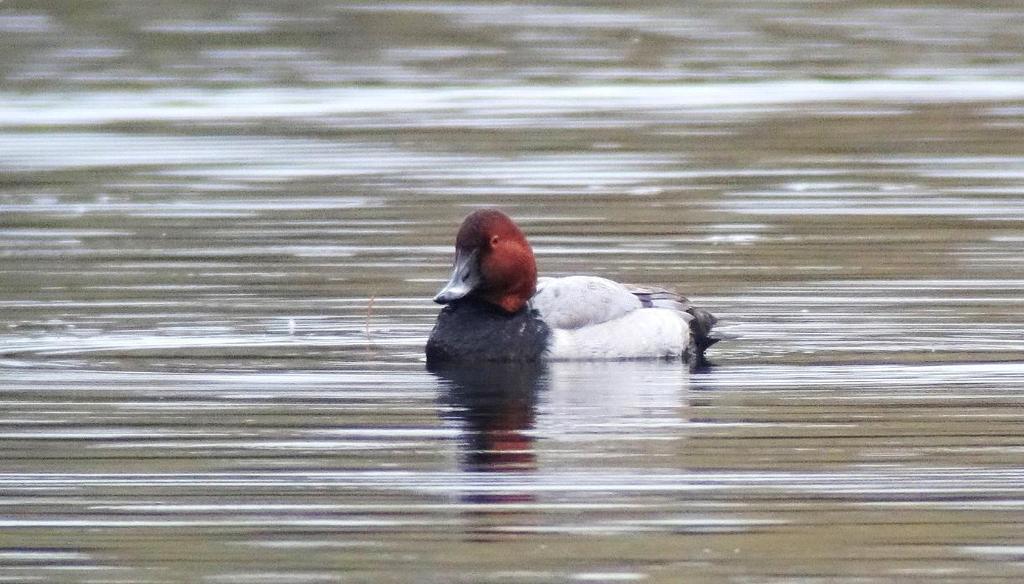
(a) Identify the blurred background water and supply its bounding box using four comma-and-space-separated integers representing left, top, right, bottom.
2, 1, 1024, 582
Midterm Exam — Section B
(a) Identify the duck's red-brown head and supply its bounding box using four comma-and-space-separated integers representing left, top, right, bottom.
433, 209, 537, 313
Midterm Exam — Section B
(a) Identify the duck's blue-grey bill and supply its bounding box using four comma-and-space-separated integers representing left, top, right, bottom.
433, 249, 480, 304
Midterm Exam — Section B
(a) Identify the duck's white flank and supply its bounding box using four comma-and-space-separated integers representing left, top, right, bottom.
530, 275, 692, 360
547, 308, 690, 360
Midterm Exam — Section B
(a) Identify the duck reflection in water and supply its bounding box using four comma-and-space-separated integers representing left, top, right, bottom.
431, 360, 692, 514
431, 362, 546, 477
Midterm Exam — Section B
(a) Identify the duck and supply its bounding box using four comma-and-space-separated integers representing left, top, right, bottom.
425, 209, 719, 366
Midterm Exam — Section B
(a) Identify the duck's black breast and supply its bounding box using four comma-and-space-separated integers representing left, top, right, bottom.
426, 298, 551, 364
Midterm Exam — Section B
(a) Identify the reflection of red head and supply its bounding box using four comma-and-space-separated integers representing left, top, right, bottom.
464, 395, 535, 473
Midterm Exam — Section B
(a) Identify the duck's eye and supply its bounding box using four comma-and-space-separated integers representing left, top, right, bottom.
490, 235, 500, 246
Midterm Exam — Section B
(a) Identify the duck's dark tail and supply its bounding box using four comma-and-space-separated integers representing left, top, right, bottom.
685, 306, 720, 367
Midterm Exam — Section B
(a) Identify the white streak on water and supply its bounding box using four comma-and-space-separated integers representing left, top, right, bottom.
4, 80, 1024, 127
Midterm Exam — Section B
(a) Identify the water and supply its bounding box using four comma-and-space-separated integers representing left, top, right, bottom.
3, 1, 1024, 582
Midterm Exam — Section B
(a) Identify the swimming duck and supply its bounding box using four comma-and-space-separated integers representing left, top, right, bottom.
426, 209, 718, 366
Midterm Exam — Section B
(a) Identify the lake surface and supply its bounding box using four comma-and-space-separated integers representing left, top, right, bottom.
3, 1, 1024, 582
